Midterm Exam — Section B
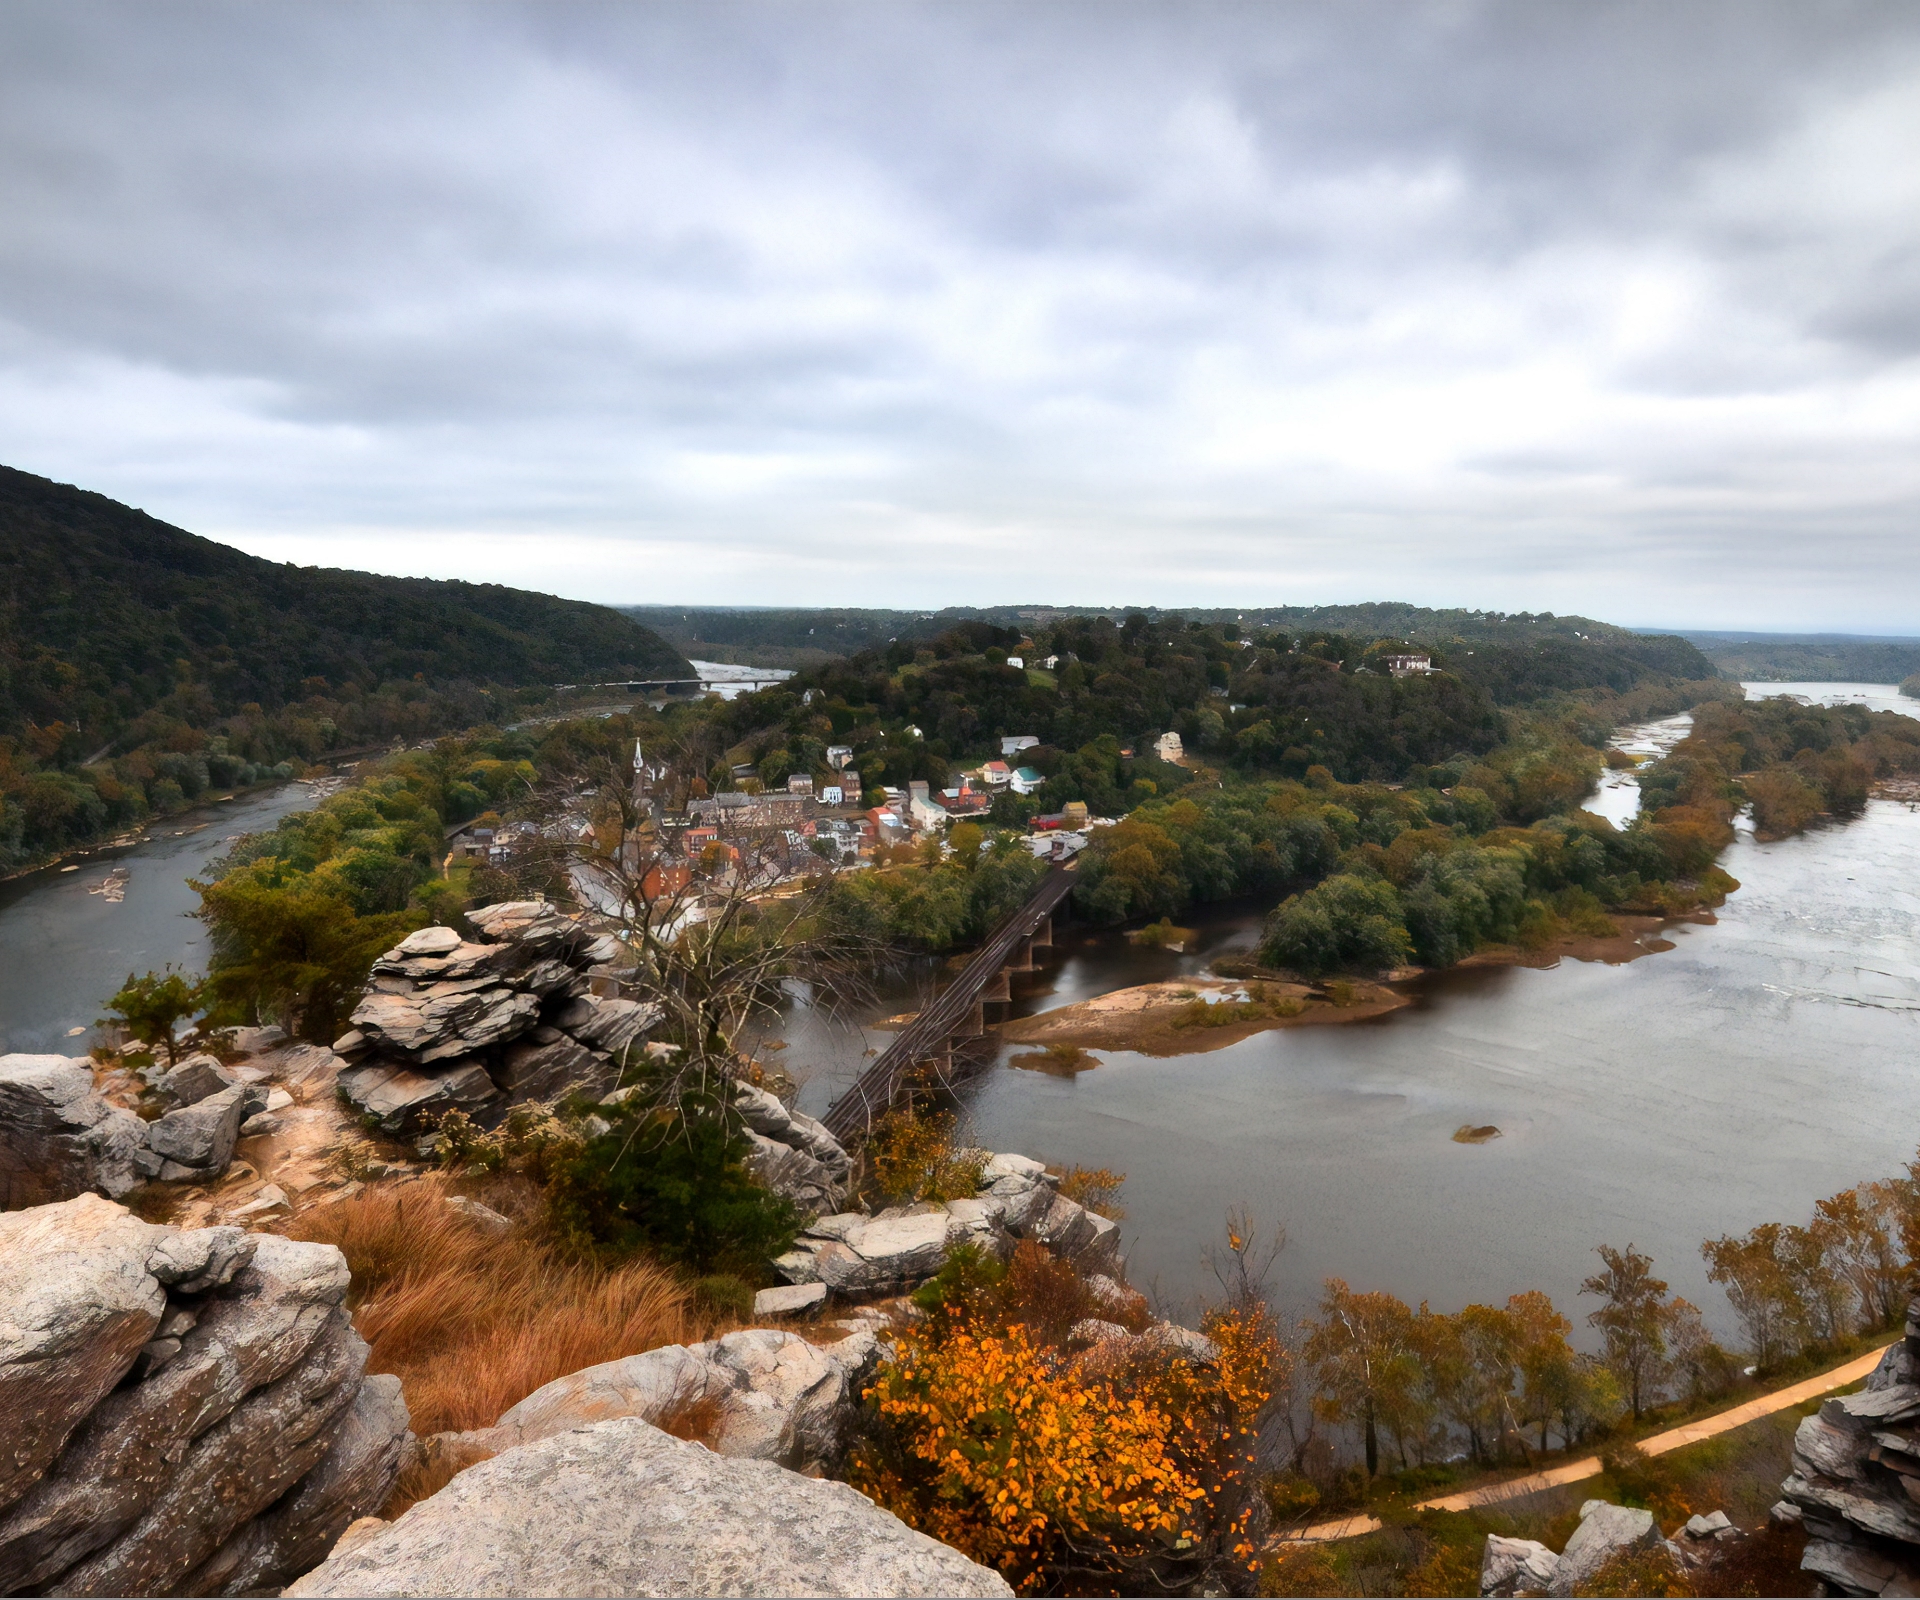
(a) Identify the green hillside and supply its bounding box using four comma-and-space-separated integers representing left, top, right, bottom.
0, 464, 689, 865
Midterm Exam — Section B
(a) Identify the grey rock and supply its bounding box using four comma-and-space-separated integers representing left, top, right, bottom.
743, 1128, 847, 1218
1481, 1533, 1559, 1596
180, 1373, 411, 1597
1030, 1192, 1121, 1273
1548, 1501, 1662, 1596
0, 1232, 354, 1592
754, 1282, 827, 1317
49, 1310, 368, 1596
150, 1054, 235, 1109
238, 1111, 283, 1138
1797, 1411, 1870, 1480
809, 1212, 953, 1297
0, 1196, 164, 1511
146, 1225, 256, 1293
493, 1032, 614, 1104
337, 1060, 498, 1134
283, 1416, 1013, 1598
733, 1082, 851, 1178
0, 1054, 150, 1208
1068, 1318, 1131, 1347
941, 1196, 1014, 1257
394, 926, 462, 957
146, 1083, 260, 1177
465, 900, 587, 957
1801, 1536, 1916, 1596
549, 994, 662, 1060
446, 1195, 514, 1236
477, 1327, 876, 1475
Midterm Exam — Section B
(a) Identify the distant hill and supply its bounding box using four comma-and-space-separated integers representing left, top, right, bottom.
1, 464, 690, 744
624, 601, 1715, 699
1677, 630, 1920, 684
0, 464, 690, 866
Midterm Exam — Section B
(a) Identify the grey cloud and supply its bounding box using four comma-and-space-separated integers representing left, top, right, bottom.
0, 0, 1918, 627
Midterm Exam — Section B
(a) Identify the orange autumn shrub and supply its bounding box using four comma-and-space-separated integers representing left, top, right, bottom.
849, 1299, 1281, 1595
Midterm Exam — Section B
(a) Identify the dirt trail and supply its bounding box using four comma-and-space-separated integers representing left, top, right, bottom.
1287, 1341, 1894, 1544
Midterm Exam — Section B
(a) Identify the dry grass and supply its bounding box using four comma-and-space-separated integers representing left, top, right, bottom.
288, 1176, 693, 1436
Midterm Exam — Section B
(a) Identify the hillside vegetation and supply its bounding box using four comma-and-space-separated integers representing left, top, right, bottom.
0, 463, 689, 866
1684, 630, 1920, 684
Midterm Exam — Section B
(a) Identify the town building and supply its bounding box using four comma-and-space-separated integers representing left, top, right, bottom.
1010, 766, 1044, 795
1153, 731, 1184, 763
1385, 653, 1434, 677
1001, 734, 1040, 757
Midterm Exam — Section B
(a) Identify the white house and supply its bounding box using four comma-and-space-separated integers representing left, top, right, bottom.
1006, 655, 1024, 669
1385, 654, 1433, 677
1153, 731, 1184, 763
1009, 766, 1044, 795
1001, 734, 1040, 757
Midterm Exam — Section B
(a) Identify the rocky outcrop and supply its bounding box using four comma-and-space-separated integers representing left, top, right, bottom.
1780, 1319, 1920, 1595
0, 1194, 408, 1597
1480, 1533, 1559, 1597
425, 1326, 878, 1478
139, 1080, 268, 1184
336, 907, 663, 1134
1477, 1500, 1674, 1597
769, 1149, 1122, 1297
0, 1054, 150, 1208
735, 1080, 851, 1215
284, 1416, 1013, 1599
1546, 1501, 1661, 1596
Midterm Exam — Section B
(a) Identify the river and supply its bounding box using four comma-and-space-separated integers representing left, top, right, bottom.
0, 783, 322, 1054
774, 682, 1920, 1331
8, 685, 1919, 1345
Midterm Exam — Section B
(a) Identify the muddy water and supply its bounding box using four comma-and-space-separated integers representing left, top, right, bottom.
776, 686, 1920, 1332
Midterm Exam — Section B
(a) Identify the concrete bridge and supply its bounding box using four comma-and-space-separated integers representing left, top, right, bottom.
821, 863, 1077, 1142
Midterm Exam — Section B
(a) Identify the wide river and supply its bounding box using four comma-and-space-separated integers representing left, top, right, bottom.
6, 686, 1918, 1343
777, 683, 1920, 1329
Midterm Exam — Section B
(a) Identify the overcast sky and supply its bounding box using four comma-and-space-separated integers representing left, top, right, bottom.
3, 2, 1919, 630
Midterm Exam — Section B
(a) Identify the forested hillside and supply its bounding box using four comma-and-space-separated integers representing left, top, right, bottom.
0, 464, 689, 866
1683, 630, 1920, 683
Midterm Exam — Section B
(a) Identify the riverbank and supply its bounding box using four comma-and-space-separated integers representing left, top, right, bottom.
992, 911, 1703, 1058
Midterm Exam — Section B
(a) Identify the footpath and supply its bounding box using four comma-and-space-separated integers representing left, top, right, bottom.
1288, 1340, 1894, 1544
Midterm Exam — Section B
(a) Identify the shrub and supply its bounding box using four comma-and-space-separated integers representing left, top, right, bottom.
851, 1300, 1280, 1594
435, 1097, 801, 1276
862, 1109, 985, 1205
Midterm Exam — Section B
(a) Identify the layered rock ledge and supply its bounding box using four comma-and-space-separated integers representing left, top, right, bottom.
0, 1194, 407, 1597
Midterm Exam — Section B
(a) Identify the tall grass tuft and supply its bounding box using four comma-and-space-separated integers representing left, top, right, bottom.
288, 1177, 692, 1435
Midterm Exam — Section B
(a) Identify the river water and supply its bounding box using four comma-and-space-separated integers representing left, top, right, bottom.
8, 686, 1920, 1346
0, 784, 320, 1054
775, 682, 1920, 1332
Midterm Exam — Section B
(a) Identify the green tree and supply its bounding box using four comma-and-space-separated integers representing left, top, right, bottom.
1260, 873, 1410, 976
102, 966, 208, 1064
1580, 1243, 1682, 1421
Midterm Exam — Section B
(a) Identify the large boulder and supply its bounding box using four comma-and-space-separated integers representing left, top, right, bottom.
1547, 1501, 1662, 1596
142, 1082, 265, 1182
0, 1197, 407, 1597
284, 1417, 1013, 1598
1781, 1328, 1920, 1594
0, 1196, 166, 1508
796, 1211, 956, 1297
1482, 1533, 1559, 1596
0, 1054, 149, 1208
149, 1054, 235, 1110
434, 1327, 876, 1477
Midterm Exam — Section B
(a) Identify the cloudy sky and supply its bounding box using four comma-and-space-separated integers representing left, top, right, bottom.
3, 2, 1918, 629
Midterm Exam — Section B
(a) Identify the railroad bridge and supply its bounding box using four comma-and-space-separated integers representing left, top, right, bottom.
821, 863, 1077, 1141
